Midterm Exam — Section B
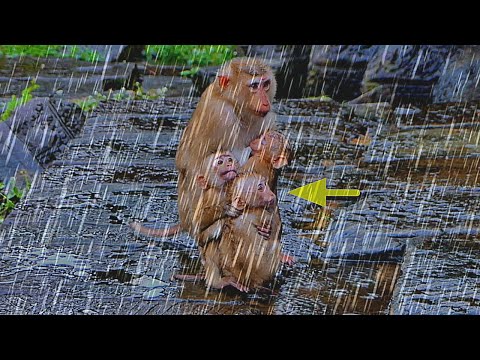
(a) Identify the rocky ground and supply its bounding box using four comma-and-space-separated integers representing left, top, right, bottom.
0, 56, 479, 315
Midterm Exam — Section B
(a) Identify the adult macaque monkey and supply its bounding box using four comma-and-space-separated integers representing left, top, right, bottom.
176, 57, 278, 236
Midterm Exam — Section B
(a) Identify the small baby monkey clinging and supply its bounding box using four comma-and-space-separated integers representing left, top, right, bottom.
130, 151, 238, 239
242, 130, 292, 193
202, 173, 283, 292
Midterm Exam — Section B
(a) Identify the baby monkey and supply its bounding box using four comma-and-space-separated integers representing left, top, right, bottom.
202, 173, 283, 292
130, 152, 238, 240
241, 130, 295, 266
242, 130, 292, 193
176, 173, 282, 292
191, 151, 238, 240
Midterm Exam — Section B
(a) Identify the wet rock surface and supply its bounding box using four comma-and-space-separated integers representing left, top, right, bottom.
307, 45, 480, 105
0, 97, 85, 185
0, 98, 395, 315
391, 232, 480, 315
0, 91, 479, 314
0, 57, 194, 101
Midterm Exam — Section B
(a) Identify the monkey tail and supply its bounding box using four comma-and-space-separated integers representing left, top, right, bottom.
130, 221, 182, 238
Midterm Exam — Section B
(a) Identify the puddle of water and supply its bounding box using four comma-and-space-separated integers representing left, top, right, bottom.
366, 157, 480, 186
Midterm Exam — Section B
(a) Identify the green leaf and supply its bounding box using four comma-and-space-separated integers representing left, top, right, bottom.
146, 45, 236, 67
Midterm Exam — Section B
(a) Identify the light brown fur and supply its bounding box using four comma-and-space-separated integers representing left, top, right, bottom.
176, 57, 278, 237
241, 130, 292, 193
202, 173, 282, 291
132, 152, 238, 241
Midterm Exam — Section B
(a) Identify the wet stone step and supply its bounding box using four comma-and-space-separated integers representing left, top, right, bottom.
364, 122, 480, 164
0, 97, 85, 182
319, 183, 480, 262
390, 233, 480, 315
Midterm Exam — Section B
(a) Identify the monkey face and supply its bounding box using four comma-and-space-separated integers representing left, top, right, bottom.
246, 76, 272, 117
231, 174, 276, 210
216, 58, 276, 119
213, 153, 238, 182
250, 131, 291, 169
196, 152, 239, 190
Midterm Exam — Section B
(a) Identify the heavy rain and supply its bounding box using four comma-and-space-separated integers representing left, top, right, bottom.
0, 45, 478, 315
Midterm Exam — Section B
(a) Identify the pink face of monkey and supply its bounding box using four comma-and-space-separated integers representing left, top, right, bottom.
249, 131, 291, 169
196, 152, 239, 189
230, 174, 276, 211
213, 153, 238, 182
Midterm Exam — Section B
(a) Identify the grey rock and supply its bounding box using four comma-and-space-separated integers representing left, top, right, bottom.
307, 45, 376, 100
432, 46, 480, 103
393, 106, 421, 116
0, 122, 42, 184
190, 65, 219, 96
321, 208, 406, 261
67, 45, 126, 62
348, 84, 392, 105
343, 102, 392, 120
2, 97, 85, 166
111, 45, 145, 62
307, 45, 461, 105
274, 45, 313, 99
363, 45, 453, 105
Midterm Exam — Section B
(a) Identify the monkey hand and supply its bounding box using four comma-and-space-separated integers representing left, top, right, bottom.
255, 222, 272, 239
280, 252, 295, 266
225, 204, 243, 218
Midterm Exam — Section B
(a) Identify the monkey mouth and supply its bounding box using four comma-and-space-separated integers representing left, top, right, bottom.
221, 170, 237, 181
265, 197, 276, 208
255, 110, 269, 117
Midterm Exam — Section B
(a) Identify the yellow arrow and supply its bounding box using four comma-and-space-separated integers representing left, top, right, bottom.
288, 178, 360, 206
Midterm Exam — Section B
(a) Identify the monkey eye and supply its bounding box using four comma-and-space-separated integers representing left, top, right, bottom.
248, 81, 260, 92
217, 159, 224, 165
263, 80, 271, 91
257, 183, 265, 191
227, 157, 233, 163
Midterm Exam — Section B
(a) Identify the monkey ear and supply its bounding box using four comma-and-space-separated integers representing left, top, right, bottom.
196, 176, 208, 190
218, 76, 230, 89
272, 155, 289, 169
231, 196, 246, 211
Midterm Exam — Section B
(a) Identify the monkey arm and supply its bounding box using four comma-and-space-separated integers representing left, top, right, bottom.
198, 219, 224, 247
224, 203, 244, 218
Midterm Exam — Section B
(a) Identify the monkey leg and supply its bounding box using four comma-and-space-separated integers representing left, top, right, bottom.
216, 276, 250, 293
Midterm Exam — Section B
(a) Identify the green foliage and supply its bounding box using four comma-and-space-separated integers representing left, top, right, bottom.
0, 45, 104, 62
146, 45, 236, 68
133, 83, 168, 100
180, 66, 200, 78
0, 45, 64, 58
73, 91, 107, 114
363, 81, 380, 93
307, 94, 334, 102
67, 45, 104, 62
0, 80, 39, 122
0, 177, 30, 224
73, 84, 169, 113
